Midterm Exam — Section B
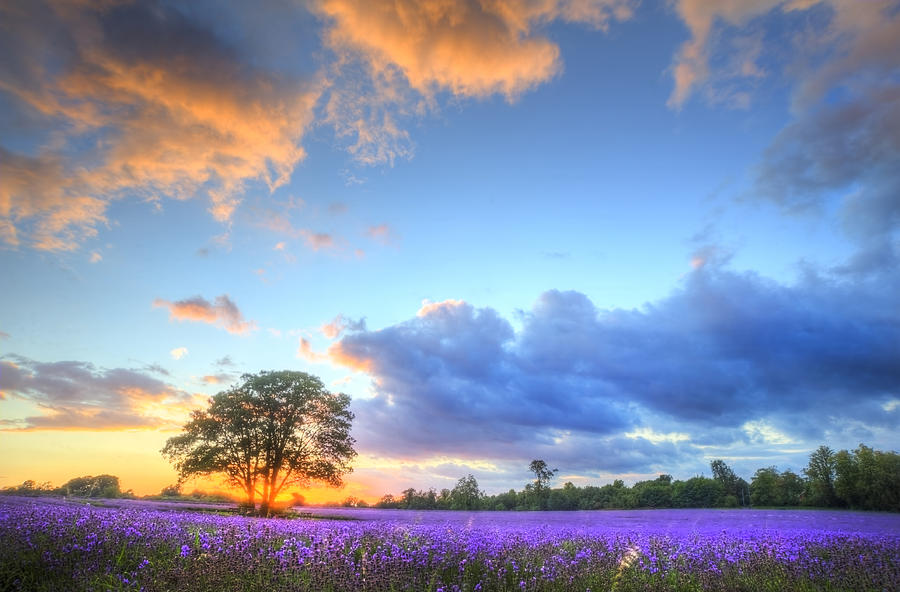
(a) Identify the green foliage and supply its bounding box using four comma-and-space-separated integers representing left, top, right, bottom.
710, 460, 750, 507
528, 459, 558, 511
833, 444, 900, 511
450, 474, 483, 510
161, 370, 357, 516
804, 445, 838, 507
750, 467, 782, 506
60, 474, 122, 498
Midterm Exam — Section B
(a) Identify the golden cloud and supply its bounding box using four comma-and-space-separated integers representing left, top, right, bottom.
320, 0, 632, 98
153, 295, 257, 335
297, 337, 329, 363
316, 0, 634, 164
0, 0, 318, 251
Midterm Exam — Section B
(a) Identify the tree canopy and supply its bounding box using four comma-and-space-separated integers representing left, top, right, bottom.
161, 370, 356, 516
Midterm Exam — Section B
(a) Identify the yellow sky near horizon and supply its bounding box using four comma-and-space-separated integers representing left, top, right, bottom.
0, 430, 380, 503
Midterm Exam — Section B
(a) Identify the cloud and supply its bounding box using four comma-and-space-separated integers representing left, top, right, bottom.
0, 356, 198, 430
169, 347, 188, 360
214, 355, 235, 368
366, 223, 398, 245
89, 251, 102, 263
0, 331, 9, 340
153, 294, 257, 335
667, 1, 900, 269
320, 314, 367, 339
316, 0, 634, 163
330, 263, 899, 471
200, 374, 235, 385
0, 0, 318, 251
757, 80, 900, 240
667, 0, 785, 109
297, 337, 328, 363
299, 230, 336, 251
753, 1, 900, 253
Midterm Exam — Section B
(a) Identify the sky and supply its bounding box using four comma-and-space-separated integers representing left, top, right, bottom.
1, 0, 898, 503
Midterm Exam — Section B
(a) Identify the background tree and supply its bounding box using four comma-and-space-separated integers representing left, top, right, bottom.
162, 370, 356, 516
450, 474, 483, 510
834, 444, 900, 511
750, 467, 781, 506
60, 474, 121, 498
779, 470, 805, 506
528, 459, 558, 510
710, 459, 748, 507
804, 445, 838, 507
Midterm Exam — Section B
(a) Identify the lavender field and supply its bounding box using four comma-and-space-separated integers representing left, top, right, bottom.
2, 497, 898, 592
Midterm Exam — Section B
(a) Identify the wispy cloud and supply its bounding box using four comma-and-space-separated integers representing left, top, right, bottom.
299, 230, 336, 251
320, 314, 366, 339
200, 374, 235, 385
153, 295, 257, 335
0, 356, 200, 431
366, 223, 398, 246
297, 337, 328, 362
169, 347, 188, 360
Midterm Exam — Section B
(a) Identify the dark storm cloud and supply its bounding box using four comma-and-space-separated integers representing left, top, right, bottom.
333, 264, 899, 468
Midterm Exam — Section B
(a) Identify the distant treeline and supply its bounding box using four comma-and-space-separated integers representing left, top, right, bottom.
356, 444, 900, 513
0, 476, 233, 503
1, 474, 127, 499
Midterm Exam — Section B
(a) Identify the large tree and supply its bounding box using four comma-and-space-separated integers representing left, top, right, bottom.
162, 370, 356, 516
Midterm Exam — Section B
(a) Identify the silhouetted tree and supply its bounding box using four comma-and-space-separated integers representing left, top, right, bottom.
60, 475, 121, 498
162, 370, 356, 516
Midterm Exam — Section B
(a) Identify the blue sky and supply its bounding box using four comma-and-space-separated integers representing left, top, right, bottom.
1, 0, 898, 500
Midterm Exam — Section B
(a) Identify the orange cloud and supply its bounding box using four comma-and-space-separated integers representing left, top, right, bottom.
320, 314, 366, 339
153, 295, 257, 335
417, 299, 467, 318
0, 1, 318, 251
319, 0, 631, 99
316, 0, 633, 163
201, 374, 234, 385
325, 341, 374, 373
297, 337, 329, 362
